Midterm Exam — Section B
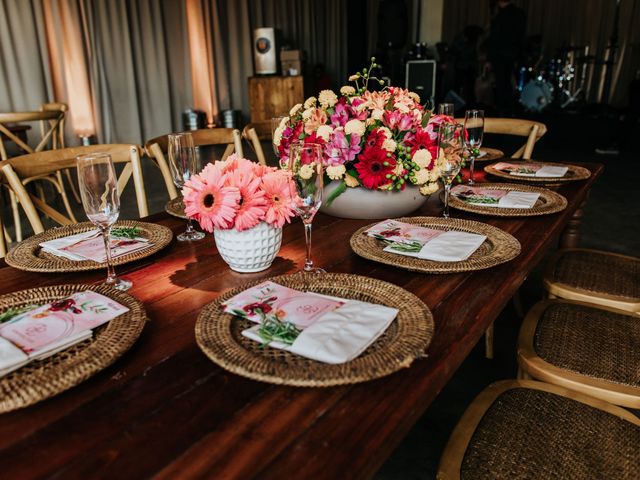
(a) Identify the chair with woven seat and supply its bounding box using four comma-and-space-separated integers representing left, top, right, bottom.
0, 145, 148, 244
437, 379, 640, 480
543, 248, 640, 314
517, 299, 640, 408
144, 127, 244, 200
242, 121, 271, 166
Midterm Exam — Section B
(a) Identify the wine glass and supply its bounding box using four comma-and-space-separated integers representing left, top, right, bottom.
271, 116, 287, 162
463, 110, 484, 185
438, 103, 455, 117
289, 142, 325, 273
438, 123, 463, 218
167, 132, 205, 241
76, 153, 132, 291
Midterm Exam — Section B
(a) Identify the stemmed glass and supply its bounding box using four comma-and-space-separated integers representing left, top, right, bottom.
288, 142, 325, 273
463, 109, 484, 185
438, 123, 463, 218
438, 103, 455, 117
271, 116, 287, 163
167, 132, 205, 241
76, 153, 132, 291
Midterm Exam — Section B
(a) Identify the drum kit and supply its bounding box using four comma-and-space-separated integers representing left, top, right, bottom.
519, 46, 597, 112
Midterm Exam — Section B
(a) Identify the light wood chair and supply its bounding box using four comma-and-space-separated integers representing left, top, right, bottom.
241, 122, 270, 166
455, 117, 547, 159
438, 379, 640, 479
0, 145, 148, 239
543, 248, 640, 314
0, 108, 72, 243
517, 299, 640, 408
144, 128, 244, 200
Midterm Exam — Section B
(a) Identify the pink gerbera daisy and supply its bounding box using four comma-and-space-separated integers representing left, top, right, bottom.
182, 163, 240, 232
230, 162, 268, 231
261, 170, 296, 228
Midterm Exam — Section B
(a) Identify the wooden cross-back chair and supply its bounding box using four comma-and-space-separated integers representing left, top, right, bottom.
144, 127, 244, 200
242, 121, 271, 166
0, 145, 148, 254
455, 118, 547, 160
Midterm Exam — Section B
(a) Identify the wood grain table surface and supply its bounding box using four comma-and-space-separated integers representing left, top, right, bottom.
0, 163, 602, 479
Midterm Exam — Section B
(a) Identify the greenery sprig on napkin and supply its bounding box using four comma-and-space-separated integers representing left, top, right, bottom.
111, 227, 141, 239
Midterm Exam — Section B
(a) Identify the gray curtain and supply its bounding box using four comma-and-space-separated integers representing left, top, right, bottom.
0, 0, 52, 111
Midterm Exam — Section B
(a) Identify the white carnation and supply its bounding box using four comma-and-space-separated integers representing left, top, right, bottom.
420, 182, 439, 195
289, 103, 302, 116
344, 119, 366, 137
299, 164, 314, 180
340, 85, 356, 95
413, 168, 430, 185
279, 116, 289, 128
412, 149, 433, 168
326, 164, 346, 180
302, 108, 314, 120
304, 96, 317, 109
316, 124, 334, 141
382, 138, 397, 152
318, 89, 338, 108
273, 125, 284, 146
371, 109, 384, 120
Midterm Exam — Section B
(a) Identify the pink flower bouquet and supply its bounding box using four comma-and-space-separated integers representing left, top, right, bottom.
274, 59, 452, 204
182, 154, 297, 232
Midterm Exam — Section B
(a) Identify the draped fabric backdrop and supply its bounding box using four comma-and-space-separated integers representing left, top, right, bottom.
442, 0, 640, 106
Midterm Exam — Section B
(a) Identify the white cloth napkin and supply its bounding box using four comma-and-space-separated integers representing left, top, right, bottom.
384, 230, 486, 262
495, 191, 540, 208
242, 299, 398, 364
0, 337, 28, 377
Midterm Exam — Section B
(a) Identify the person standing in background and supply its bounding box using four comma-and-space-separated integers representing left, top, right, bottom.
487, 0, 526, 114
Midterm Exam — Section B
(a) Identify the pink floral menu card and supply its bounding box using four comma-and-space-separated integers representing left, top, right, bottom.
40, 230, 152, 262
451, 185, 540, 209
222, 281, 344, 329
0, 291, 129, 355
365, 219, 444, 248
492, 162, 568, 178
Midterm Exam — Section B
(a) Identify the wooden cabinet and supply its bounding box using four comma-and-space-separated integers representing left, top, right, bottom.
248, 76, 304, 122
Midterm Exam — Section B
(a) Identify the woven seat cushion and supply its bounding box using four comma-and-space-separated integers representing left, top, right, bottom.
533, 303, 640, 387
552, 250, 640, 300
460, 388, 640, 479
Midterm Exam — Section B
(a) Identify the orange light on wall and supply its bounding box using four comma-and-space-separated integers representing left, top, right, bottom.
186, 0, 218, 126
43, 0, 96, 138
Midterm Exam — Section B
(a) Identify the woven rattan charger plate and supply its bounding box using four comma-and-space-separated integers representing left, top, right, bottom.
5, 220, 173, 273
475, 147, 505, 162
165, 196, 187, 219
196, 272, 433, 387
0, 284, 147, 412
484, 160, 591, 184
448, 182, 568, 217
350, 217, 521, 274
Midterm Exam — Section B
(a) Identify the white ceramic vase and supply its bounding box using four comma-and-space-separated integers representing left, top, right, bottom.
214, 222, 283, 273
319, 181, 430, 220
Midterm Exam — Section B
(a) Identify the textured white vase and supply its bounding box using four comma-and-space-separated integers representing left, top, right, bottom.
319, 181, 430, 220
214, 222, 283, 273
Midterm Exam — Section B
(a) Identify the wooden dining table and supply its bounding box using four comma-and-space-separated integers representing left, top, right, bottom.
0, 163, 602, 479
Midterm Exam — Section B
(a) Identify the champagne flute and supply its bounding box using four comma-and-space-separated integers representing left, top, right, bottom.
289, 142, 325, 273
168, 132, 205, 241
463, 109, 484, 185
271, 116, 287, 163
76, 153, 132, 291
438, 123, 463, 218
438, 103, 455, 117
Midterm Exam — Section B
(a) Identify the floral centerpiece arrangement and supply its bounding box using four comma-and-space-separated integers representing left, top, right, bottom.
181, 154, 297, 272
274, 59, 453, 205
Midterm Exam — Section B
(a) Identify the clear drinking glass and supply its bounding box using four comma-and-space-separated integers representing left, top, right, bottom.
438, 103, 455, 117
271, 116, 287, 162
438, 123, 463, 218
289, 142, 325, 273
76, 153, 132, 291
167, 132, 205, 241
463, 109, 484, 185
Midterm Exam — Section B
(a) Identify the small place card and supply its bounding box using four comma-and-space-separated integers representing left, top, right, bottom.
451, 185, 539, 209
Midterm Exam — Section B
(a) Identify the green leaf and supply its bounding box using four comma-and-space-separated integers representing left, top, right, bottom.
111, 227, 141, 239
421, 111, 431, 127
324, 181, 347, 207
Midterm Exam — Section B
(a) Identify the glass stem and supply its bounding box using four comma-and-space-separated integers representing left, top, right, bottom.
101, 225, 117, 285
303, 222, 314, 271
444, 183, 451, 218
185, 218, 195, 233
469, 155, 475, 184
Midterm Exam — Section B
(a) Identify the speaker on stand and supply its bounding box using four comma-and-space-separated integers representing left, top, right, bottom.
253, 28, 280, 75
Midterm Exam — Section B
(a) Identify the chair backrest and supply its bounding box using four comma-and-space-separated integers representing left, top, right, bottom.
455, 117, 547, 160
241, 123, 269, 166
0, 110, 66, 160
144, 128, 244, 199
0, 144, 148, 235
40, 102, 68, 150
